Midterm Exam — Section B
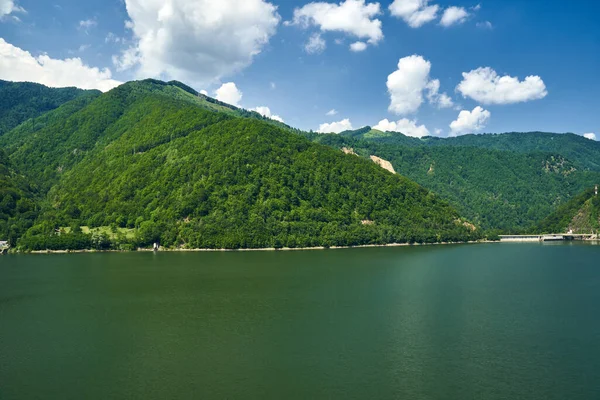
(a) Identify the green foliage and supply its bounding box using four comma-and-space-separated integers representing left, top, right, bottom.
1, 80, 476, 250
535, 187, 600, 234
0, 80, 98, 136
316, 131, 600, 232
0, 148, 39, 245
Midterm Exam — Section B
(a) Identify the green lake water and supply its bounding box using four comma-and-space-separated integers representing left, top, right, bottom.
1, 243, 600, 399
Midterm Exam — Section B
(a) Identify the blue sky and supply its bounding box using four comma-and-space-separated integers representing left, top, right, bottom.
0, 0, 599, 138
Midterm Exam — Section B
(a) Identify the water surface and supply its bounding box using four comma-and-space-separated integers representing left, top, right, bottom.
1, 243, 600, 399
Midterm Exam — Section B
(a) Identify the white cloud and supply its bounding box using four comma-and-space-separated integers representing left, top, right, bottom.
476, 21, 493, 30
450, 106, 491, 135
389, 0, 439, 28
78, 19, 97, 34
105, 32, 124, 44
305, 33, 326, 54
373, 118, 430, 138
270, 82, 276, 89
0, 38, 121, 92
288, 0, 383, 50
115, 0, 280, 85
215, 82, 242, 107
584, 133, 597, 141
425, 79, 454, 109
387, 54, 453, 115
0, 0, 24, 17
349, 41, 367, 52
199, 89, 208, 95
326, 109, 338, 116
440, 6, 469, 27
318, 118, 353, 133
457, 67, 548, 105
251, 106, 284, 123
434, 128, 443, 135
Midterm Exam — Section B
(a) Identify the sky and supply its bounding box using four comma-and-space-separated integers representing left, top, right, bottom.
0, 0, 599, 139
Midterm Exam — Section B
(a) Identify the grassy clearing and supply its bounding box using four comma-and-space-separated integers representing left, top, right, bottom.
63, 226, 136, 240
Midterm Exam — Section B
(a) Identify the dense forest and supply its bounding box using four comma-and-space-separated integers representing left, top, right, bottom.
0, 148, 39, 245
2, 79, 599, 251
0, 80, 98, 136
312, 128, 600, 231
1, 80, 478, 251
535, 187, 600, 234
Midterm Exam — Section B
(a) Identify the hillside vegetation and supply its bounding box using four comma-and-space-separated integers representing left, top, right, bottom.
315, 128, 600, 231
0, 80, 98, 136
0, 148, 38, 245
1, 80, 477, 250
536, 188, 600, 234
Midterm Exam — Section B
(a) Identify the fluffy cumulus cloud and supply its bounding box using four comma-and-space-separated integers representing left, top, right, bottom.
251, 106, 284, 123
215, 82, 243, 106
0, 0, 23, 17
450, 106, 491, 135
373, 118, 430, 138
305, 33, 326, 54
0, 38, 121, 91
584, 133, 597, 141
115, 0, 280, 85
389, 0, 439, 28
288, 0, 383, 50
318, 118, 353, 133
349, 41, 368, 52
425, 79, 454, 108
457, 67, 548, 105
387, 55, 453, 115
440, 6, 469, 27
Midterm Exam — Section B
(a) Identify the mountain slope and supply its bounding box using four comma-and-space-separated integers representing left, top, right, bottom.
0, 80, 99, 137
312, 131, 600, 231
4, 80, 477, 250
0, 148, 38, 245
536, 187, 600, 234
341, 128, 600, 172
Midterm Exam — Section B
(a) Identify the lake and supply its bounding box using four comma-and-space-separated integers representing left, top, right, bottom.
1, 243, 600, 399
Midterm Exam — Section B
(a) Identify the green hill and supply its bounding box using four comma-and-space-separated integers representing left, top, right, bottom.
0, 80, 99, 137
0, 148, 39, 246
535, 187, 600, 234
1, 80, 477, 250
321, 129, 600, 231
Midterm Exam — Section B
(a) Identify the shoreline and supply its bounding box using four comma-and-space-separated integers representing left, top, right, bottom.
20, 240, 489, 254
11, 238, 599, 255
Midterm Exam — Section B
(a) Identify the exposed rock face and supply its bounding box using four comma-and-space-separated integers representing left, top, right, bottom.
342, 147, 358, 156
370, 156, 396, 174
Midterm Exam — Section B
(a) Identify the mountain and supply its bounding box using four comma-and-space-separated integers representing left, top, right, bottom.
535, 187, 600, 234
0, 148, 38, 245
1, 80, 477, 250
321, 129, 600, 231
423, 132, 600, 172
0, 80, 99, 137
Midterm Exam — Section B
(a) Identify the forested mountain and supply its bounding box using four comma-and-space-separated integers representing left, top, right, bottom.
1, 80, 477, 250
535, 187, 600, 234
2, 78, 599, 250
321, 129, 600, 231
339, 128, 600, 171
0, 148, 38, 245
0, 80, 99, 137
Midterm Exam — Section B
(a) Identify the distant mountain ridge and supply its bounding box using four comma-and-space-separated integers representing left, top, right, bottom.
0, 80, 99, 137
308, 128, 600, 231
